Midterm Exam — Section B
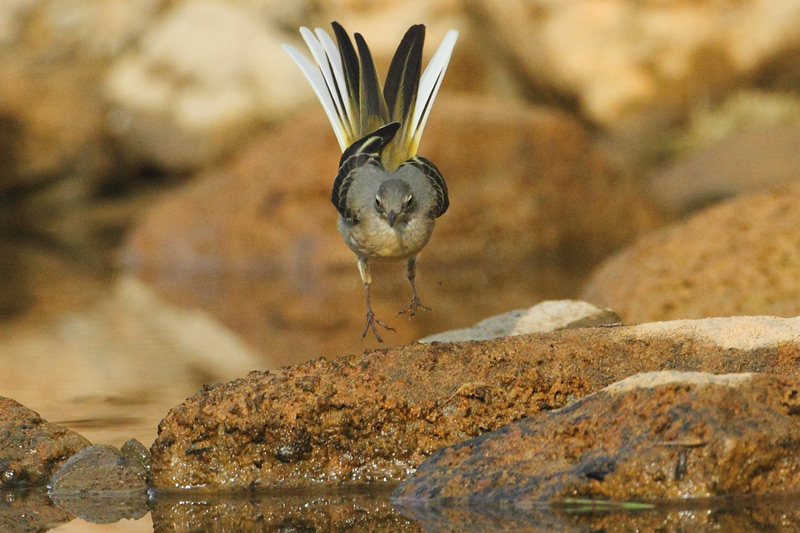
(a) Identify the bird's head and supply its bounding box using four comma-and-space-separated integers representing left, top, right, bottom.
375, 179, 415, 228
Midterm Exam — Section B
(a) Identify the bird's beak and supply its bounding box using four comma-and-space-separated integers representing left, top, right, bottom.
387, 211, 397, 227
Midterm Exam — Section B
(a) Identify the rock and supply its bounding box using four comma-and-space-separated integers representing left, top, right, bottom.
150, 315, 800, 490
393, 372, 800, 503
420, 300, 620, 343
103, 0, 312, 170
467, 0, 800, 127
0, 274, 263, 446
47, 442, 150, 524
121, 94, 661, 366
0, 397, 90, 488
0, 0, 167, 308
650, 122, 800, 214
0, 0, 114, 192
581, 183, 800, 324
48, 438, 151, 522
48, 442, 149, 493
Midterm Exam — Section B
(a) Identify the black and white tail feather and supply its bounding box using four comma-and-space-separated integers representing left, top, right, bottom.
282, 22, 458, 172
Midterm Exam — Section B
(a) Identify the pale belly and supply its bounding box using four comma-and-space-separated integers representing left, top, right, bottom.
338, 216, 434, 261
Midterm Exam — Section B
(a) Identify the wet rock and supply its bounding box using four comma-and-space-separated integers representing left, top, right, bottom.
581, 183, 800, 323
48, 443, 149, 524
151, 315, 800, 490
48, 442, 149, 493
0, 397, 90, 489
122, 95, 661, 366
394, 372, 800, 503
120, 438, 151, 474
420, 300, 620, 343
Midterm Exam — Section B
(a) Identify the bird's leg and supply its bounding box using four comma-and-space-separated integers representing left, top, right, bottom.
357, 257, 395, 341
398, 256, 431, 317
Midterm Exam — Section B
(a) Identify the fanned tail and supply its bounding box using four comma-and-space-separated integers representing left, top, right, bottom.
283, 22, 458, 167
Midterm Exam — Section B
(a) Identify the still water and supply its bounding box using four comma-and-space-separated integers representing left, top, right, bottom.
8, 484, 800, 531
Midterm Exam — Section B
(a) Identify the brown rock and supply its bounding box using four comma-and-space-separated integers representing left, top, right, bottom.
649, 123, 800, 215
122, 94, 661, 366
0, 397, 90, 488
0, 0, 167, 314
393, 372, 800, 503
581, 184, 800, 323
466, 0, 800, 127
103, 0, 312, 170
150, 316, 800, 490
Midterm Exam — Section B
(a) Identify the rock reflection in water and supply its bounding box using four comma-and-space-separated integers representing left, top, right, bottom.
396, 495, 800, 532
149, 485, 420, 532
6, 486, 800, 531
0, 488, 72, 532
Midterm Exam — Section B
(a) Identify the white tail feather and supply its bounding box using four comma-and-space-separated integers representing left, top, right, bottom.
315, 28, 356, 141
298, 28, 351, 145
411, 29, 459, 150
282, 42, 348, 149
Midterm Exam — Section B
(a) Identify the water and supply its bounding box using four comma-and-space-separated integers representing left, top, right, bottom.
7, 485, 800, 531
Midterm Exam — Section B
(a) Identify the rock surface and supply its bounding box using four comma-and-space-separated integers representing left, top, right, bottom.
649, 123, 800, 214
48, 441, 149, 494
581, 183, 800, 324
0, 397, 90, 488
104, 0, 311, 170
420, 300, 620, 343
48, 442, 150, 524
394, 372, 800, 502
122, 95, 661, 366
150, 315, 800, 490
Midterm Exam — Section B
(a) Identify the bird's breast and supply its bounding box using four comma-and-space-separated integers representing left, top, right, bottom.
339, 215, 434, 261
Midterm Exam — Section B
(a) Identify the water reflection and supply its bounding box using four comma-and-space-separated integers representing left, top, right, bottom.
397, 495, 800, 532
6, 486, 800, 531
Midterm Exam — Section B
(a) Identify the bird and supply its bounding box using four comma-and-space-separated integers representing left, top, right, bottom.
283, 22, 458, 341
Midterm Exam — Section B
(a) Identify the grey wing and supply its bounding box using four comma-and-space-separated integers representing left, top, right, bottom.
332, 153, 379, 222
403, 156, 449, 217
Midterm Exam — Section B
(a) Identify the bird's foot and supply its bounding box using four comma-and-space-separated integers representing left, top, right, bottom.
398, 294, 432, 318
362, 309, 395, 342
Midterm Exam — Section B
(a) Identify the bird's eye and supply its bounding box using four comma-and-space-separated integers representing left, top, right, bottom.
403, 194, 414, 208
375, 196, 383, 210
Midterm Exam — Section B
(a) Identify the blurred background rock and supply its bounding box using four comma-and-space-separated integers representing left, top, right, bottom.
2, 0, 800, 445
